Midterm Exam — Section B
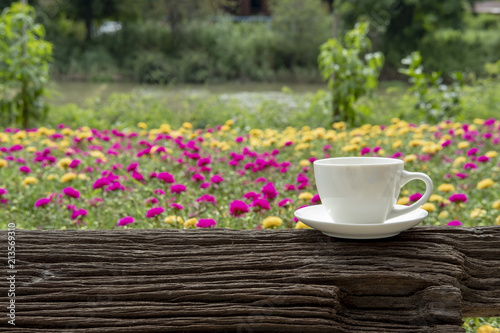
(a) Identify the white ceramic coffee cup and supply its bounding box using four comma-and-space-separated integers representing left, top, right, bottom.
313, 157, 433, 224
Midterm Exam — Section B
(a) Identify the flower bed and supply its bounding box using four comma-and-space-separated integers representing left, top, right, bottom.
0, 118, 499, 230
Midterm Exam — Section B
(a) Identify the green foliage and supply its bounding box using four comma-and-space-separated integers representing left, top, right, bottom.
318, 22, 384, 126
0, 2, 52, 128
398, 51, 464, 123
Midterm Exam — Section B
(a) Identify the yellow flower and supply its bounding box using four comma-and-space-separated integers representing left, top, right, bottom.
477, 178, 495, 190
78, 174, 88, 180
404, 154, 417, 163
27, 146, 37, 153
57, 157, 72, 169
0, 159, 8, 168
47, 174, 59, 181
61, 172, 77, 183
438, 211, 449, 219
183, 218, 197, 228
438, 183, 455, 192
421, 203, 436, 212
485, 151, 498, 158
392, 139, 402, 149
225, 119, 234, 126
22, 176, 38, 186
397, 197, 409, 205
476, 324, 500, 333
299, 159, 311, 167
295, 143, 310, 151
164, 215, 184, 224
298, 192, 314, 200
61, 128, 74, 136
453, 156, 466, 167
137, 122, 147, 129
496, 215, 500, 226
429, 194, 443, 202
458, 141, 469, 149
262, 216, 283, 229
182, 122, 193, 129
332, 122, 346, 130
493, 200, 500, 210
295, 222, 312, 229
470, 208, 486, 219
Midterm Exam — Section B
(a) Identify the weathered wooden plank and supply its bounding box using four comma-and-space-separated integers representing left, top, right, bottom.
0, 226, 499, 332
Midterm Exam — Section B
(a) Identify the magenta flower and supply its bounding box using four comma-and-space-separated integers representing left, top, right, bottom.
158, 172, 175, 183
34, 197, 51, 207
210, 175, 224, 184
106, 182, 125, 192
449, 193, 467, 203
170, 203, 184, 210
19, 166, 31, 173
261, 182, 279, 199
278, 198, 293, 207
447, 220, 462, 226
463, 163, 477, 170
117, 216, 134, 226
360, 147, 371, 156
191, 173, 205, 182
311, 194, 321, 204
229, 200, 249, 217
477, 155, 490, 163
252, 198, 270, 211
409, 193, 422, 202
200, 182, 210, 189
196, 218, 217, 228
243, 191, 261, 200
63, 187, 80, 199
196, 194, 216, 204
146, 207, 165, 218
197, 157, 211, 167
284, 184, 296, 191
455, 173, 468, 179
171, 184, 187, 194
0, 188, 7, 196
132, 171, 144, 181
153, 189, 166, 195
71, 208, 88, 220
126, 162, 139, 172
441, 140, 452, 147
93, 177, 111, 189
69, 159, 81, 168
467, 148, 479, 156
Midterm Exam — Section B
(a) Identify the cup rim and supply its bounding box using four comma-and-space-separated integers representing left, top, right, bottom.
313, 157, 404, 166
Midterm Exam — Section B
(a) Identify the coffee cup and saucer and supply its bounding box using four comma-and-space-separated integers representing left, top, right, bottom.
294, 157, 433, 239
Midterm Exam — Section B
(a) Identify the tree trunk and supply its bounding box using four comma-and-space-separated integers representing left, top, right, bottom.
1, 226, 499, 332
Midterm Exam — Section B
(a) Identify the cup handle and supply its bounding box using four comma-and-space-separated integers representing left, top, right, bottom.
386, 170, 433, 220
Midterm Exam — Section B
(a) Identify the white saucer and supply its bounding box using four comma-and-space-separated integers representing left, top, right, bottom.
294, 204, 428, 239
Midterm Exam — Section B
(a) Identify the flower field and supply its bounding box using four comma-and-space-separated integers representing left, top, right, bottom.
0, 118, 499, 230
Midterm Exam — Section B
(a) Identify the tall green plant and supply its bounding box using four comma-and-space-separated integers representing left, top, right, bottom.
0, 2, 52, 128
318, 22, 384, 126
398, 51, 464, 122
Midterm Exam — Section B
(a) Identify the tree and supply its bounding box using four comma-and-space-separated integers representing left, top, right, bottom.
0, 2, 52, 128
318, 22, 384, 126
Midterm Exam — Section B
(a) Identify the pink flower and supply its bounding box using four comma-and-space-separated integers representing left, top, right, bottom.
441, 140, 452, 147
477, 155, 490, 163
146, 207, 164, 218
200, 182, 210, 189
311, 194, 321, 204
117, 216, 134, 226
69, 159, 81, 168
243, 191, 260, 200
191, 173, 205, 182
71, 208, 88, 220
158, 172, 175, 183
196, 194, 216, 204
409, 193, 422, 202
464, 163, 477, 170
455, 173, 468, 179
252, 198, 270, 211
447, 220, 462, 226
197, 157, 211, 167
196, 218, 217, 228
467, 148, 479, 156
93, 177, 111, 189
278, 198, 293, 207
153, 189, 166, 195
171, 184, 187, 194
63, 187, 80, 199
360, 147, 371, 156
449, 193, 467, 203
106, 182, 124, 192
34, 197, 51, 207
19, 166, 31, 173
210, 175, 224, 184
170, 203, 184, 210
0, 189, 7, 196
229, 200, 249, 217
261, 182, 279, 199
126, 162, 139, 172
132, 171, 144, 181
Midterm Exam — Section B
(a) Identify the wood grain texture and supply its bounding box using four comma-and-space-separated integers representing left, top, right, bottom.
1, 226, 499, 332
